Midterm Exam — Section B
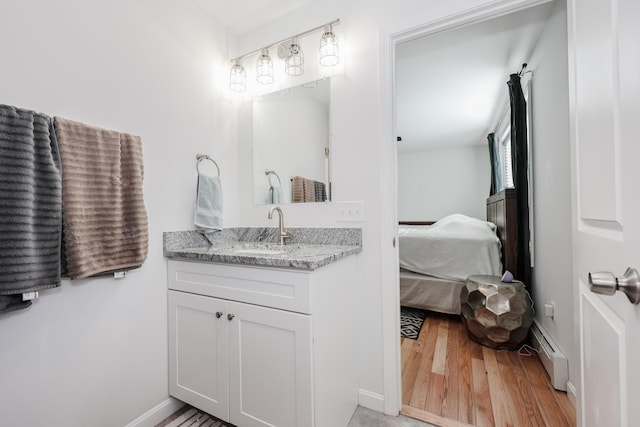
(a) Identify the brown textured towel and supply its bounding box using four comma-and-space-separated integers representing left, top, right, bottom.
292, 176, 305, 203
303, 178, 315, 202
53, 117, 148, 279
292, 176, 319, 203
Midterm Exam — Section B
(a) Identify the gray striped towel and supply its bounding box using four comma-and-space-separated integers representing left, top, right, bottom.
314, 181, 326, 202
0, 104, 62, 313
54, 117, 148, 279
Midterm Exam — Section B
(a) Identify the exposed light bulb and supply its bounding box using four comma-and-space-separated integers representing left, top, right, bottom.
319, 24, 339, 67
285, 38, 304, 76
256, 49, 274, 85
229, 61, 246, 92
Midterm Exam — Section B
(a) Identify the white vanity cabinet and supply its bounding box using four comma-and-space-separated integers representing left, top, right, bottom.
167, 256, 358, 427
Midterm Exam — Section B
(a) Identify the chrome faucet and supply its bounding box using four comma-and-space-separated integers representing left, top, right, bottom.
268, 206, 291, 245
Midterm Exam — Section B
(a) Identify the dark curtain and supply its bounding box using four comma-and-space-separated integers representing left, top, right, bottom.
507, 73, 532, 292
487, 132, 501, 195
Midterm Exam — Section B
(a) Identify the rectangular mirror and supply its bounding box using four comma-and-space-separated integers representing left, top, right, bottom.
252, 78, 331, 205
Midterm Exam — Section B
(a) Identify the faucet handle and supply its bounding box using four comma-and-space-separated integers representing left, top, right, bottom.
279, 229, 292, 246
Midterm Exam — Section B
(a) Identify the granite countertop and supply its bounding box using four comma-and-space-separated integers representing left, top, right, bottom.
163, 227, 362, 271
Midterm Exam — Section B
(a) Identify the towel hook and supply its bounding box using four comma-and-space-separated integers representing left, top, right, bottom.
265, 170, 281, 187
196, 154, 220, 177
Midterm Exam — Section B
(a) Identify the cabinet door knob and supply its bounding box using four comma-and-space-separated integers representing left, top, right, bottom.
215, 311, 223, 319
227, 313, 235, 321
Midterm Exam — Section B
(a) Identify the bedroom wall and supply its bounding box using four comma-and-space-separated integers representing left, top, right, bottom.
527, 0, 574, 386
397, 145, 491, 221
0, 1, 238, 426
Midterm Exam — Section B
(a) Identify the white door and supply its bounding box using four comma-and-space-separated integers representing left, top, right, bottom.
168, 290, 229, 420
227, 300, 313, 427
568, 0, 640, 426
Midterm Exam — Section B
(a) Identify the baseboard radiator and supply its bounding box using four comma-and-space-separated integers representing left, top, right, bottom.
529, 319, 568, 391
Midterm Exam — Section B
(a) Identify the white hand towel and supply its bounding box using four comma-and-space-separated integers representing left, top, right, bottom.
194, 173, 223, 231
269, 185, 284, 204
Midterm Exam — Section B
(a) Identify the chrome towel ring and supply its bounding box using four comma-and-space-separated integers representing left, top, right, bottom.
196, 154, 220, 177
265, 169, 281, 186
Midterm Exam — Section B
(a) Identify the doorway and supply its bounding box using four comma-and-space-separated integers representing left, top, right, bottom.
381, 0, 576, 424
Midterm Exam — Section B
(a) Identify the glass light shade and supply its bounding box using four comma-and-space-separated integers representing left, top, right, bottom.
229, 62, 246, 92
285, 39, 304, 76
256, 49, 274, 85
319, 25, 339, 67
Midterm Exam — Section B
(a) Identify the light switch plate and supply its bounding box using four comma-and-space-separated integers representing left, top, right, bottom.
544, 301, 555, 320
337, 201, 364, 223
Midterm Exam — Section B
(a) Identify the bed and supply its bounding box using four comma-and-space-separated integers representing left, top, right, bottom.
399, 189, 517, 314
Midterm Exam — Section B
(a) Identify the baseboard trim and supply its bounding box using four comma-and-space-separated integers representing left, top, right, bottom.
124, 397, 185, 427
530, 319, 568, 391
566, 380, 577, 407
358, 389, 385, 412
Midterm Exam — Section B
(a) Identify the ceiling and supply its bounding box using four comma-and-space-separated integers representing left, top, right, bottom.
193, 0, 316, 35
395, 2, 555, 152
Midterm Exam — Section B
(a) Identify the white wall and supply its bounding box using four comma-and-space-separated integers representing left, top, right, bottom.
527, 0, 574, 384
397, 145, 491, 221
0, 1, 237, 426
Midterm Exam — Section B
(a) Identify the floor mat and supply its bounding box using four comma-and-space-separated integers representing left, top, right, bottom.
400, 306, 428, 340
158, 406, 230, 427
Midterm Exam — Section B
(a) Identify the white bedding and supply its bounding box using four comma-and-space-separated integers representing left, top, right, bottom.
398, 214, 502, 282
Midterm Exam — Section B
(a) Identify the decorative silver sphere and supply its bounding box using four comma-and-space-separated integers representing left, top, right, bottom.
460, 275, 533, 350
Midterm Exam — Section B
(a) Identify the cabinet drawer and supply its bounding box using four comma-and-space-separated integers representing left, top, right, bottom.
168, 260, 312, 314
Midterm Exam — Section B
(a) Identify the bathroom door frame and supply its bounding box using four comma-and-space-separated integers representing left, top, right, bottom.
378, 0, 555, 416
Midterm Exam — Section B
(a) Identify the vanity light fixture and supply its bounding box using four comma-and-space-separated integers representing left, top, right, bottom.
229, 60, 246, 92
285, 38, 304, 76
319, 24, 339, 67
228, 19, 340, 91
256, 49, 274, 85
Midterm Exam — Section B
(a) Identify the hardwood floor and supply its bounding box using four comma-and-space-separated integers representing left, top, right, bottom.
401, 312, 576, 427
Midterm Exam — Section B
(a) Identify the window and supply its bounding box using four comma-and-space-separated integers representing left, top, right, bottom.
499, 126, 514, 189
494, 75, 531, 192
495, 113, 513, 191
